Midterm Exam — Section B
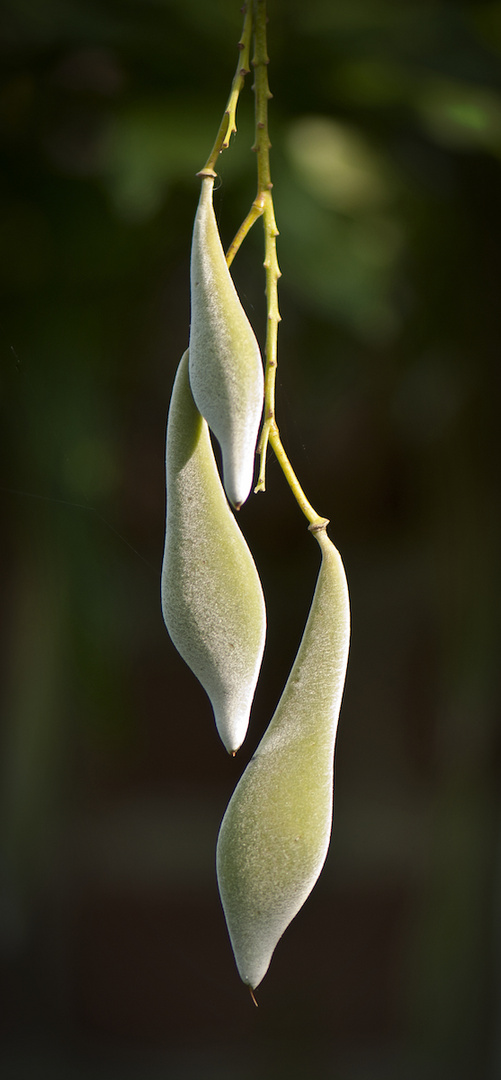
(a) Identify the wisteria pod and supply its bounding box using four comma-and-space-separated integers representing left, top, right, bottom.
216, 527, 350, 987
161, 351, 266, 754
189, 176, 264, 509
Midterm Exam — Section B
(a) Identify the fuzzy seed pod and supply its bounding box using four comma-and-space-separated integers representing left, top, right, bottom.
216, 528, 350, 986
189, 176, 264, 509
161, 351, 266, 755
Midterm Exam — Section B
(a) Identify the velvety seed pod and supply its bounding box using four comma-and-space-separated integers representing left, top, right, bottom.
161, 351, 266, 754
189, 176, 264, 509
216, 528, 350, 986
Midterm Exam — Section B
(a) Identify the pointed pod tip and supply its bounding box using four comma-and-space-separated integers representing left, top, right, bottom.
222, 734, 243, 756
221, 458, 254, 511
248, 986, 259, 1007
224, 477, 247, 511
225, 477, 250, 511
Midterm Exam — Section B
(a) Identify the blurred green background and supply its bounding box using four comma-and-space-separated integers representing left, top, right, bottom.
1, 0, 501, 1076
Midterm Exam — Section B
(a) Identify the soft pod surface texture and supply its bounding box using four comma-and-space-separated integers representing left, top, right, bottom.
161, 351, 266, 754
216, 529, 350, 986
189, 176, 264, 509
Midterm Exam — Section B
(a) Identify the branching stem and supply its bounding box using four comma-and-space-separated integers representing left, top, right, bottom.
250, 0, 327, 530
198, 0, 327, 532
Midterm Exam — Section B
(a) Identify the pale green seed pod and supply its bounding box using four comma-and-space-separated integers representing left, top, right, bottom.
161, 351, 266, 755
216, 527, 350, 987
189, 176, 264, 509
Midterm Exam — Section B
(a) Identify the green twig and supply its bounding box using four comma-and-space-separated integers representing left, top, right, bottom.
225, 199, 264, 268
197, 4, 253, 178
250, 0, 327, 530
268, 423, 329, 531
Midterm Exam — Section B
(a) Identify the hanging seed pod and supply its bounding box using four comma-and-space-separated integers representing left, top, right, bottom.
161, 351, 266, 755
216, 527, 350, 987
189, 176, 264, 509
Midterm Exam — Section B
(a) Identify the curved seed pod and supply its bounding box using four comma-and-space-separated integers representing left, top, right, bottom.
189, 176, 264, 509
216, 527, 350, 987
161, 351, 266, 755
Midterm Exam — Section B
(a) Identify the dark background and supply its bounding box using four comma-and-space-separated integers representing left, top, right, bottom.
1, 1, 501, 1077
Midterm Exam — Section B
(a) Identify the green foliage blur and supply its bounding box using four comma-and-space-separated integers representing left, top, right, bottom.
1, 2, 501, 1077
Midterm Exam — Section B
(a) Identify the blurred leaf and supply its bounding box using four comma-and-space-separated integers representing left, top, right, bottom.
280, 119, 403, 340
101, 98, 233, 218
286, 115, 395, 212
416, 78, 501, 152
334, 58, 418, 107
